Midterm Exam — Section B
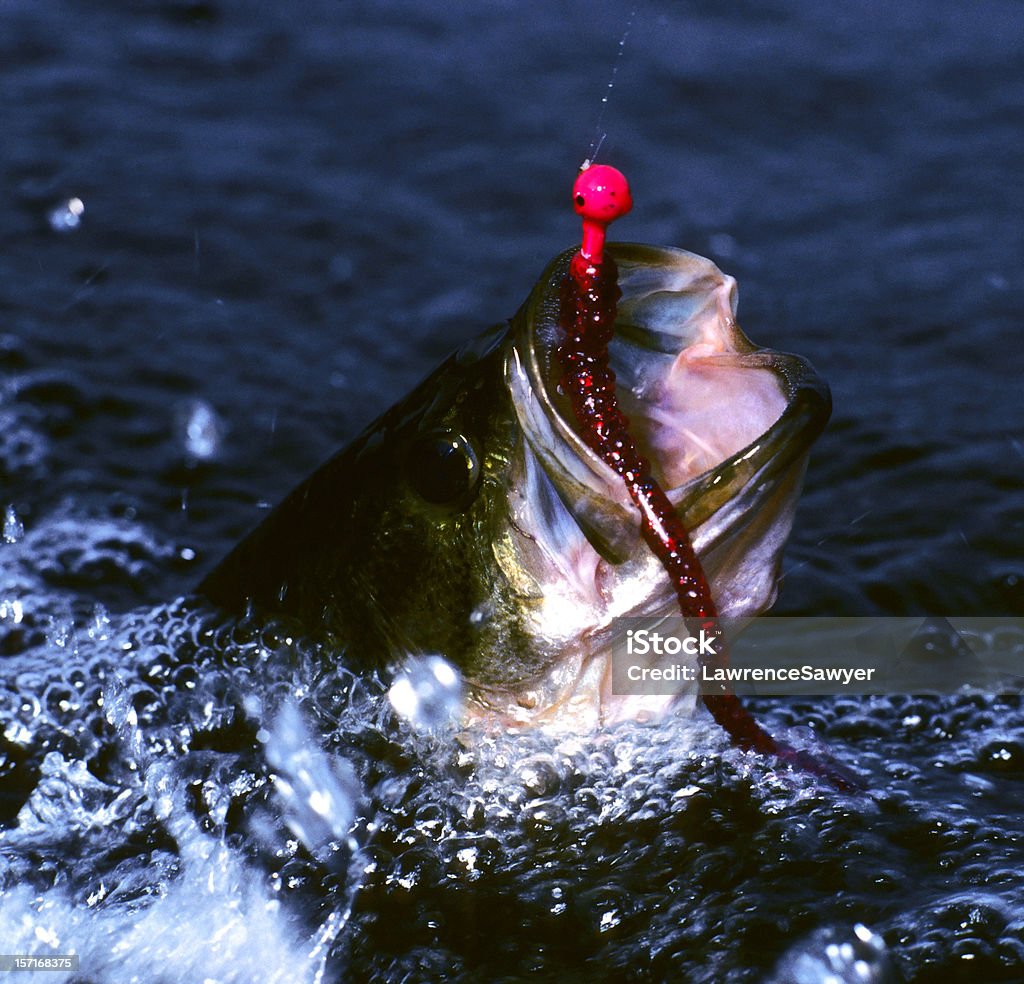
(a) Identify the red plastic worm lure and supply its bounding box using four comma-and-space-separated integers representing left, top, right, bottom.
557, 164, 777, 754
558, 165, 854, 787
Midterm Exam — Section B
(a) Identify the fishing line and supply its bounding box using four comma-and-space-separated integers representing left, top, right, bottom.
583, 4, 638, 169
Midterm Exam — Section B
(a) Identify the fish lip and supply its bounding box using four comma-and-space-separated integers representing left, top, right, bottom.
508, 242, 832, 563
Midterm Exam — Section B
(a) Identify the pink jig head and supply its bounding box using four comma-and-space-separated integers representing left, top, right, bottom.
571, 164, 632, 279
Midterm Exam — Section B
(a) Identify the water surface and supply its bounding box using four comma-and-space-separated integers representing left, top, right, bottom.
1, 1, 1022, 981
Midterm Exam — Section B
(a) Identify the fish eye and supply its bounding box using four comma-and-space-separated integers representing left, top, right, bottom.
406, 430, 481, 507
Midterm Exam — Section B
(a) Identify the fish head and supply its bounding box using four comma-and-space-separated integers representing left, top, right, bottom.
199, 244, 829, 728
489, 243, 831, 724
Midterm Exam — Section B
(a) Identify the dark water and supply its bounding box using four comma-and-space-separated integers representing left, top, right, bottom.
2, 1, 1023, 981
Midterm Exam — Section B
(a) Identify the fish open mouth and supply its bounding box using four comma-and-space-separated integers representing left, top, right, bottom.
496, 244, 830, 725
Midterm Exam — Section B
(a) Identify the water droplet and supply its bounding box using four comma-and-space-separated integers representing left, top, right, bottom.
48, 197, 85, 232
3, 504, 24, 543
469, 601, 494, 626
0, 598, 24, 624
177, 399, 224, 461
265, 702, 361, 860
329, 253, 354, 285
89, 604, 111, 641
47, 615, 74, 649
388, 654, 464, 731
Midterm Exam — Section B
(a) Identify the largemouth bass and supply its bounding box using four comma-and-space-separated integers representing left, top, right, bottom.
200, 244, 830, 727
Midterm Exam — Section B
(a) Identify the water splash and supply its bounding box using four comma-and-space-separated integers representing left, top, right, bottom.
264, 702, 367, 980
264, 702, 362, 862
1, 510, 1024, 981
